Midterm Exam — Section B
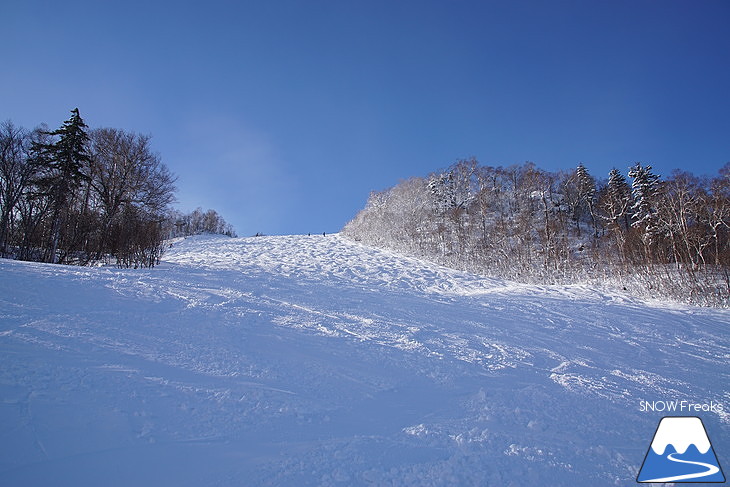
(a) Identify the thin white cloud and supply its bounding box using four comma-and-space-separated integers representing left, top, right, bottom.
174, 114, 299, 235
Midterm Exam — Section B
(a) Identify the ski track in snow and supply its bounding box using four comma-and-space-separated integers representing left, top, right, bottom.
0, 234, 728, 486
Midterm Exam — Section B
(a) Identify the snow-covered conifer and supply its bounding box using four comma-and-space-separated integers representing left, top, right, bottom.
575, 163, 598, 237
602, 168, 632, 231
428, 171, 456, 212
627, 163, 661, 230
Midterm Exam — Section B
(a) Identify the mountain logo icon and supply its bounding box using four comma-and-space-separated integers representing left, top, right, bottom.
637, 416, 726, 483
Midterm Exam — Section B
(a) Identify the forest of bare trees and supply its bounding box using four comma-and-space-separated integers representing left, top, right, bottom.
343, 158, 730, 306
167, 207, 237, 239
0, 109, 234, 268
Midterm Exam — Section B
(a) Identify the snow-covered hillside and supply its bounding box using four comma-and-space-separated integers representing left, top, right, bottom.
1, 234, 728, 486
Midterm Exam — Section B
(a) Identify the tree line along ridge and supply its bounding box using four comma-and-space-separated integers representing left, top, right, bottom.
342, 158, 730, 306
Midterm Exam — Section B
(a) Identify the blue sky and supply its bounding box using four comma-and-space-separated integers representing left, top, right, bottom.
4, 1, 730, 236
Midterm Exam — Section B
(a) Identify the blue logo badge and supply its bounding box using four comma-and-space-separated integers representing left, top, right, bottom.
637, 416, 725, 483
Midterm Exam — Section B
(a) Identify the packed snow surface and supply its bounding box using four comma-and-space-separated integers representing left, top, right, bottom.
1, 234, 728, 486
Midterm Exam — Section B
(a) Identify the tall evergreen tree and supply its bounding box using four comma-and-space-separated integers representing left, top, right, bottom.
562, 163, 597, 237
575, 163, 598, 237
428, 171, 457, 212
628, 163, 660, 229
31, 108, 91, 262
627, 163, 663, 261
602, 168, 632, 231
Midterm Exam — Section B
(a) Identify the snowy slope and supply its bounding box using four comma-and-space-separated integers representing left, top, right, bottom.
0, 234, 728, 486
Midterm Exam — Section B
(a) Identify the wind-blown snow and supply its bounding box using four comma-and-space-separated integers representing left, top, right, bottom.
1, 234, 728, 486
